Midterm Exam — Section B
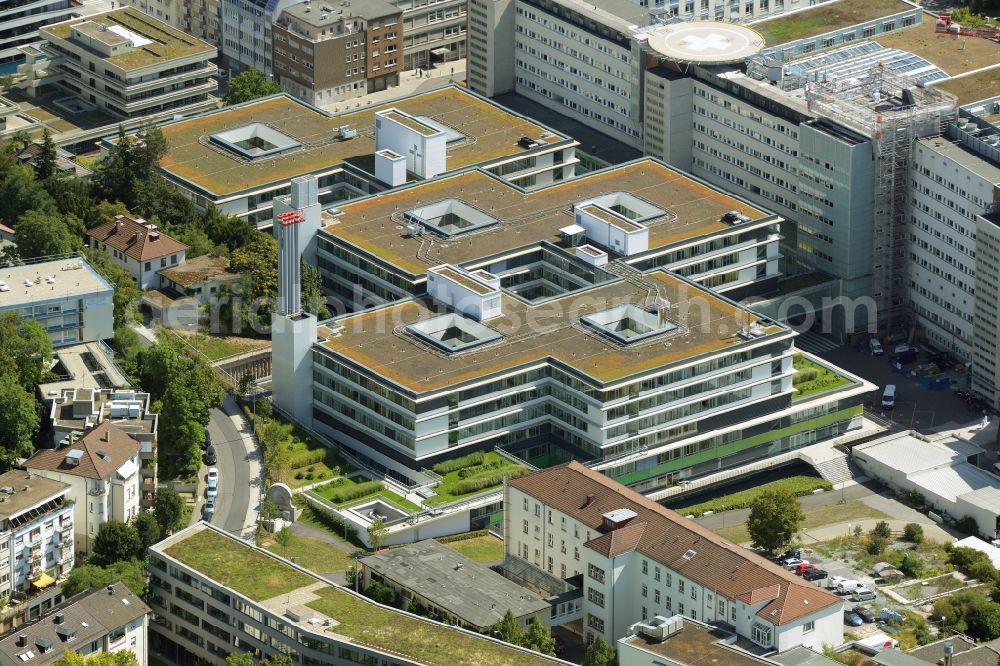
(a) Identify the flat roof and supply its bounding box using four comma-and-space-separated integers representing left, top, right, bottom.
874, 20, 1000, 77
917, 137, 1000, 183
853, 431, 983, 474
0, 257, 112, 305
319, 271, 785, 393
752, 0, 914, 46
41, 7, 215, 71
0, 471, 68, 521
622, 622, 771, 665
158, 255, 239, 287
281, 0, 399, 25
157, 86, 570, 198
360, 539, 549, 629
932, 65, 1000, 105
51, 388, 155, 436
908, 462, 1000, 503
324, 160, 768, 275
156, 524, 565, 666
645, 22, 765, 64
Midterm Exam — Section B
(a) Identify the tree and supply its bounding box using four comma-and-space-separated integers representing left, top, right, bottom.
582, 634, 615, 666
52, 650, 140, 666
154, 487, 186, 535
746, 489, 804, 552
86, 250, 141, 328
523, 616, 556, 656
62, 560, 146, 597
224, 69, 282, 105
111, 325, 142, 379
14, 210, 79, 259
9, 130, 31, 152
226, 654, 254, 666
302, 261, 330, 319
870, 521, 892, 539
132, 512, 161, 552
897, 550, 923, 578
92, 521, 143, 565
903, 523, 924, 543
96, 125, 169, 212
263, 439, 289, 484
274, 525, 293, 558
490, 609, 525, 645
367, 516, 388, 551
0, 371, 39, 469
866, 536, 887, 556
230, 233, 278, 330
0, 165, 56, 226
36, 129, 57, 181
0, 312, 53, 389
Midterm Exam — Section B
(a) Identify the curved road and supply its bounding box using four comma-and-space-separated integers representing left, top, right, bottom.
205, 396, 261, 537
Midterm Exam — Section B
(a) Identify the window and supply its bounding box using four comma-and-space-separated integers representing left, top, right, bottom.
678, 580, 685, 594
160, 258, 166, 268
548, 510, 552, 524
642, 606, 647, 620
803, 621, 815, 633
665, 573, 672, 587
679, 602, 684, 615
574, 547, 580, 561
561, 517, 566, 531
641, 584, 648, 597
588, 564, 605, 584
144, 262, 151, 271
547, 556, 553, 573
654, 590, 660, 604
522, 520, 528, 534
587, 614, 604, 632
654, 567, 661, 582
534, 504, 541, 517
561, 563, 567, 577
642, 560, 648, 575
523, 498, 528, 511
691, 588, 697, 600
587, 588, 605, 608
547, 534, 553, 547
561, 540, 566, 554
752, 623, 773, 647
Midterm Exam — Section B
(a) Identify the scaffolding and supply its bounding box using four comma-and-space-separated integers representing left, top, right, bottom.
804, 63, 956, 328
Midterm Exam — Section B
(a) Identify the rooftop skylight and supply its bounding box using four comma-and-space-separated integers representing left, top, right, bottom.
581, 304, 677, 344
407, 313, 502, 352
210, 123, 301, 159
404, 199, 499, 237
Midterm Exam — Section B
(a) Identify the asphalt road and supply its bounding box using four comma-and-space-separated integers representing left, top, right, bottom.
205, 402, 255, 534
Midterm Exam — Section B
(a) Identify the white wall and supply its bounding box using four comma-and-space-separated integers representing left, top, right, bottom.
375, 110, 447, 178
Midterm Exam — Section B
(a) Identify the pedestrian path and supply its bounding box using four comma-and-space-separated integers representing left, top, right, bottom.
795, 331, 842, 354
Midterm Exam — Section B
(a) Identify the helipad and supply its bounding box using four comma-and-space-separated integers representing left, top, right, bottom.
646, 21, 764, 64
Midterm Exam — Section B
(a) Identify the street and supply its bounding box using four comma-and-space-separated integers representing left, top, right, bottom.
204, 396, 261, 536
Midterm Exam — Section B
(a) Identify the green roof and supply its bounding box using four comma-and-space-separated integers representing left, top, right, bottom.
753, 0, 912, 45
162, 526, 561, 666
42, 7, 215, 72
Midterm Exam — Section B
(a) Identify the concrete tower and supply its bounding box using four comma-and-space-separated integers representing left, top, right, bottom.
270, 176, 319, 427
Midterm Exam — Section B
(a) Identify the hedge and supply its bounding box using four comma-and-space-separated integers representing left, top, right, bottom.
451, 468, 529, 496
290, 448, 328, 469
432, 451, 486, 475
322, 480, 385, 504
675, 475, 832, 515
458, 459, 507, 478
436, 530, 490, 544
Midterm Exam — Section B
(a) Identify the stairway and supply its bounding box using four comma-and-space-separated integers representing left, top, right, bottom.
812, 454, 867, 486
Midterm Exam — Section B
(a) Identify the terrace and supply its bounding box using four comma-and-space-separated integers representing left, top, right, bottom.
159, 525, 562, 666
156, 86, 568, 197
752, 0, 912, 45
325, 160, 768, 275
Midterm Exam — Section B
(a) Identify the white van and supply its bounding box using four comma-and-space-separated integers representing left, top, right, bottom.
880, 385, 896, 410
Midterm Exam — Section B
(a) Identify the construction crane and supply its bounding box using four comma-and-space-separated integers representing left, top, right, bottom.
934, 14, 1000, 41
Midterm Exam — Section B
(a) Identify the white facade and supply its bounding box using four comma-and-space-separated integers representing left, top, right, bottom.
0, 475, 74, 597
504, 472, 843, 653
375, 108, 448, 179
0, 258, 114, 347
0, 0, 72, 66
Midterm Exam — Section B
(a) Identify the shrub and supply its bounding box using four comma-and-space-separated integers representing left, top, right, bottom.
289, 448, 327, 469
903, 523, 924, 543
867, 536, 887, 556
295, 471, 304, 480
675, 476, 832, 515
436, 530, 489, 544
898, 551, 924, 578
871, 521, 892, 539
303, 503, 361, 545
457, 459, 507, 478
432, 451, 486, 475
322, 480, 384, 504
452, 468, 530, 496
793, 368, 819, 384
956, 515, 981, 537
305, 472, 314, 480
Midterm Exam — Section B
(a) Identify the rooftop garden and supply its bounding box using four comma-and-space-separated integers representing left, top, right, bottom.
673, 475, 832, 516
164, 528, 315, 601
262, 531, 353, 574
305, 587, 554, 666
438, 530, 505, 564
425, 451, 530, 507
792, 353, 852, 399
754, 0, 908, 45
309, 477, 421, 513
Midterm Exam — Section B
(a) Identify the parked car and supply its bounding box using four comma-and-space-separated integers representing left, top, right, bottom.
775, 550, 801, 565
880, 608, 905, 624
852, 606, 876, 623
203, 496, 216, 519
852, 588, 877, 602
203, 427, 212, 450
783, 558, 808, 571
207, 467, 219, 499
870, 337, 884, 356
836, 579, 862, 594
804, 569, 829, 581
795, 562, 816, 575
894, 344, 919, 356
844, 611, 864, 627
205, 443, 217, 466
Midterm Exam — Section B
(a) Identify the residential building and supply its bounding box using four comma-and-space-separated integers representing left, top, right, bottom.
293, 157, 870, 489
15, 144, 94, 181
506, 461, 844, 651
25, 8, 217, 120
0, 257, 114, 348
0, 0, 72, 68
358, 539, 550, 631
121, 0, 221, 46
0, 472, 73, 597
158, 255, 241, 305
47, 388, 158, 510
86, 215, 188, 291
146, 86, 578, 225
0, 582, 149, 666
854, 432, 1000, 539
148, 522, 568, 666
399, 0, 466, 71
272, 0, 403, 106
24, 422, 142, 555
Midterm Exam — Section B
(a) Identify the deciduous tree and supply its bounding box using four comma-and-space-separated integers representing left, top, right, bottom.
746, 489, 804, 553
490, 609, 525, 645
14, 210, 79, 259
132, 512, 161, 552
224, 69, 282, 105
582, 634, 615, 666
0, 371, 39, 469
62, 560, 146, 597
523, 616, 556, 655
154, 487, 186, 535
92, 521, 143, 566
367, 516, 388, 552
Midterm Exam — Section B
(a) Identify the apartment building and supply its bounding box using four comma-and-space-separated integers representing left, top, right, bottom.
86, 215, 188, 291
0, 0, 72, 68
505, 462, 843, 651
399, 0, 466, 70
120, 0, 221, 47
0, 472, 73, 597
0, 258, 113, 348
147, 86, 578, 225
48, 388, 159, 510
272, 0, 403, 106
25, 422, 141, 555
30, 8, 217, 120
0, 582, 149, 666
148, 523, 567, 666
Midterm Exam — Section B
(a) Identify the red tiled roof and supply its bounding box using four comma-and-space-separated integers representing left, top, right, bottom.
87, 214, 188, 262
509, 462, 840, 626
25, 421, 139, 480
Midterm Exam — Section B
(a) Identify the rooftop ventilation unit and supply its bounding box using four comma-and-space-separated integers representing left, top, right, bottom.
339, 125, 357, 139
631, 615, 684, 643
518, 136, 539, 149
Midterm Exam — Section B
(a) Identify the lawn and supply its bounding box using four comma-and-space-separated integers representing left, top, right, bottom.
675, 475, 832, 515
263, 532, 353, 574
441, 534, 505, 564
425, 452, 528, 507
164, 528, 315, 601
792, 353, 852, 400
305, 587, 553, 666
296, 502, 367, 549
169, 330, 269, 361
310, 477, 421, 513
249, 409, 354, 488
712, 500, 892, 544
